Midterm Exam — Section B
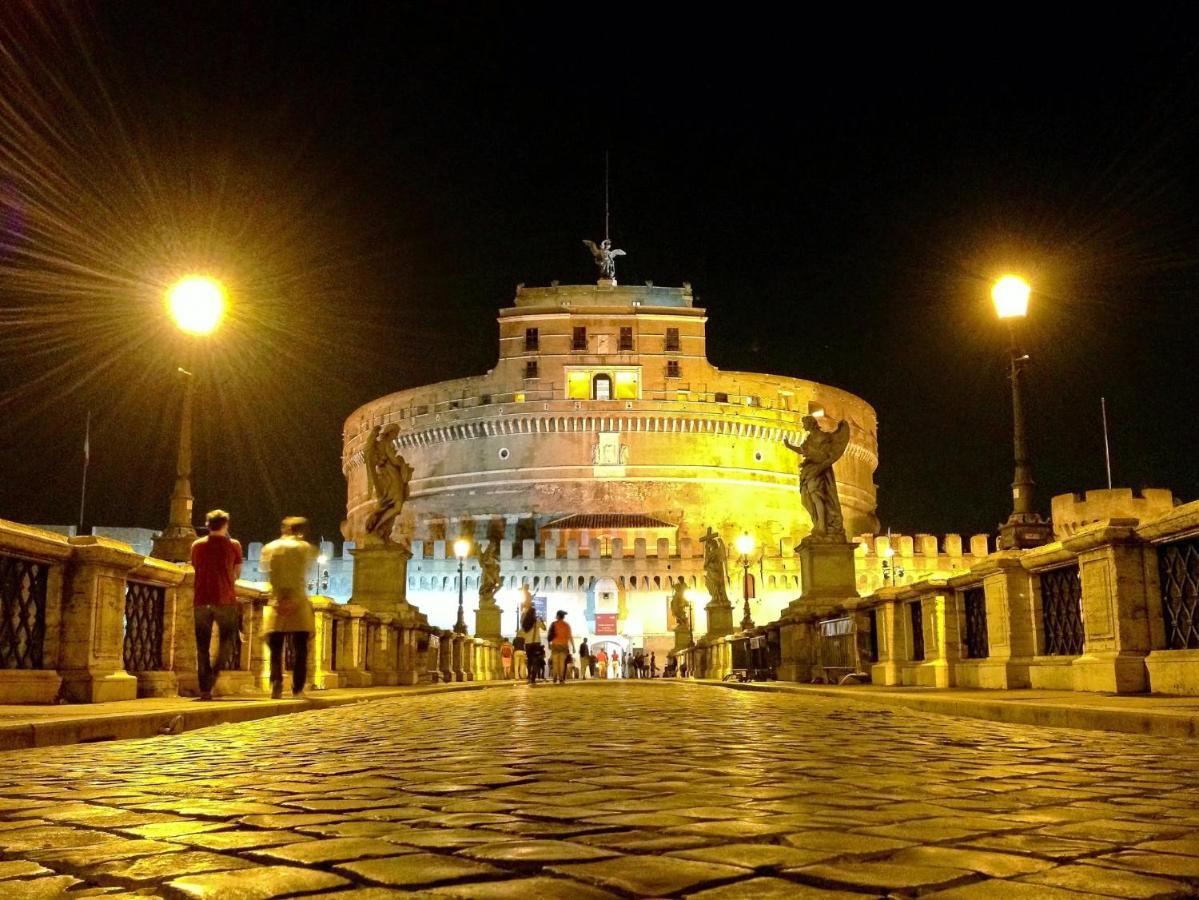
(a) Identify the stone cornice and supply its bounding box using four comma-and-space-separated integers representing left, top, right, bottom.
1061, 518, 1141, 554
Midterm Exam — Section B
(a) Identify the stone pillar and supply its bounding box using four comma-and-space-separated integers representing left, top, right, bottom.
173, 570, 200, 696
903, 582, 959, 687
337, 605, 372, 687
452, 633, 466, 682
869, 593, 904, 685
59, 537, 140, 702
370, 616, 399, 685
973, 554, 1034, 689
439, 629, 453, 683
1063, 520, 1151, 693
349, 544, 413, 617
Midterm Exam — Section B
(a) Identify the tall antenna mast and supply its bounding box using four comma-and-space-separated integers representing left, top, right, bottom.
1101, 396, 1113, 489
604, 150, 610, 242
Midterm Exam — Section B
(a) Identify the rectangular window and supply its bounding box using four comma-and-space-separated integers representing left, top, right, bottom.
572, 327, 587, 351
524, 328, 539, 351
524, 360, 538, 379
513, 392, 526, 403
619, 327, 633, 351
677, 390, 690, 402
714, 392, 729, 403
415, 404, 429, 416
479, 394, 492, 405
665, 327, 680, 351
614, 371, 639, 399
666, 360, 681, 378
566, 371, 590, 399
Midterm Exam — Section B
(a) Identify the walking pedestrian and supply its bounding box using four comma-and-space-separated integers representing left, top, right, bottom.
501, 638, 513, 679
548, 610, 574, 684
513, 634, 527, 680
650, 651, 658, 678
260, 516, 319, 700
190, 509, 243, 701
578, 638, 591, 680
519, 588, 546, 685
596, 646, 609, 679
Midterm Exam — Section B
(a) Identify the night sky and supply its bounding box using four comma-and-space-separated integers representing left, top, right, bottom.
2, 3, 1198, 545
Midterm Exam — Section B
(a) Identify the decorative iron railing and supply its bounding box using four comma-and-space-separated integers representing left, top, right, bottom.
963, 586, 989, 659
0, 554, 48, 669
124, 582, 165, 673
1040, 565, 1084, 656
1157, 538, 1199, 650
909, 601, 925, 661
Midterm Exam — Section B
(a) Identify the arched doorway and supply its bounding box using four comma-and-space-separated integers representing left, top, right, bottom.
592, 373, 612, 400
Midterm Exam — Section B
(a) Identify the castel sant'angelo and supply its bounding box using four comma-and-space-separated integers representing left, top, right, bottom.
341, 246, 988, 658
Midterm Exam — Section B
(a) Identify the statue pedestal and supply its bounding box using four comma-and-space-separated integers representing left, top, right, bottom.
350, 543, 414, 619
475, 604, 503, 642
704, 600, 734, 641
788, 537, 857, 617
673, 626, 694, 653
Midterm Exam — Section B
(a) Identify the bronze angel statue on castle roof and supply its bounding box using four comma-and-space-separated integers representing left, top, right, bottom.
583, 238, 626, 281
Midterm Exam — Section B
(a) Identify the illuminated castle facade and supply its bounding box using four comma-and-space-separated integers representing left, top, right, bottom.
342, 281, 884, 656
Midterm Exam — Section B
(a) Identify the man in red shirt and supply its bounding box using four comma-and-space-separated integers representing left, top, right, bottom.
190, 509, 244, 700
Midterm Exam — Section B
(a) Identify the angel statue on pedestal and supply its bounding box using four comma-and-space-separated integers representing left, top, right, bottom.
582, 238, 626, 282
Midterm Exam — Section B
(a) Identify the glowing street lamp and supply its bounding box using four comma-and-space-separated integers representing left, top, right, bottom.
735, 532, 757, 631
151, 276, 228, 562
452, 538, 471, 634
167, 276, 226, 335
992, 275, 1052, 550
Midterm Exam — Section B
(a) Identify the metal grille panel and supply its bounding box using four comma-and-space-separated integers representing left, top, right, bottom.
0, 554, 48, 669
123, 582, 164, 673
1040, 566, 1084, 656
1158, 538, 1199, 650
963, 587, 989, 659
910, 601, 925, 661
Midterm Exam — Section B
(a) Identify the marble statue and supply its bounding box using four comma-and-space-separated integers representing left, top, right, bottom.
784, 416, 851, 541
478, 540, 501, 607
363, 424, 412, 543
670, 578, 690, 630
699, 526, 730, 605
582, 238, 626, 281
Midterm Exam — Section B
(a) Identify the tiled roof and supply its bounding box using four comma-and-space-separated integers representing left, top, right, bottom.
543, 514, 677, 531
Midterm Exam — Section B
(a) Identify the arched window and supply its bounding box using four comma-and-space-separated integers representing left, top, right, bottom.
592, 373, 612, 400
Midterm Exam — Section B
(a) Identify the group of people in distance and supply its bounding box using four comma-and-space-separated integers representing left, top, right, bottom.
499, 595, 661, 684
189, 509, 319, 701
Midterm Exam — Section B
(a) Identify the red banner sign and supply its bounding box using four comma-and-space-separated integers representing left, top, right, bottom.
594, 613, 618, 635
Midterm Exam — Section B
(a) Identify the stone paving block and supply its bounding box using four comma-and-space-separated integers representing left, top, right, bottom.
135, 799, 292, 817
429, 875, 620, 899
339, 852, 505, 888
169, 864, 349, 898
0, 825, 117, 853
253, 837, 418, 865
460, 839, 620, 864
858, 818, 1013, 843
1036, 819, 1190, 844
549, 856, 746, 895
26, 837, 181, 867
172, 829, 310, 851
963, 832, 1115, 859
575, 830, 714, 852
782, 830, 914, 856
924, 880, 1110, 899
308, 891, 441, 900
0, 874, 84, 897
787, 860, 976, 893
667, 819, 797, 839
119, 820, 230, 840
1020, 862, 1191, 897
238, 812, 347, 829
685, 876, 867, 899
1092, 850, 1199, 879
669, 842, 834, 869
0, 859, 53, 879
85, 849, 254, 882
1136, 836, 1199, 856
885, 845, 1055, 877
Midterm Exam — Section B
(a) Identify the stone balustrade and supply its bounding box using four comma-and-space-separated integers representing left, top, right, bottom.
0, 518, 499, 703
792, 499, 1199, 695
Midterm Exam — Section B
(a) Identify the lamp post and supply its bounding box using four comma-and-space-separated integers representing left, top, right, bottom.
881, 545, 904, 585
992, 275, 1052, 550
735, 533, 756, 631
452, 538, 471, 634
151, 276, 227, 563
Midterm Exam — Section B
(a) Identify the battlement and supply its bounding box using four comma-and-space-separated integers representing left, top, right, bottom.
1051, 488, 1176, 539
853, 532, 992, 559
510, 282, 694, 310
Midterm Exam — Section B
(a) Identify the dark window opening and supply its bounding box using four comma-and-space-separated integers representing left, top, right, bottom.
714, 392, 729, 403
525, 328, 539, 351
666, 360, 681, 378
572, 327, 587, 351
619, 327, 633, 351
665, 327, 680, 351
524, 360, 539, 379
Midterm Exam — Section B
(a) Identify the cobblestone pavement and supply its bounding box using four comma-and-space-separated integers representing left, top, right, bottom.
0, 682, 1197, 898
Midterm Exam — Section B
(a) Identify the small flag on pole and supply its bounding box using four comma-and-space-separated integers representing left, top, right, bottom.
79, 411, 90, 532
